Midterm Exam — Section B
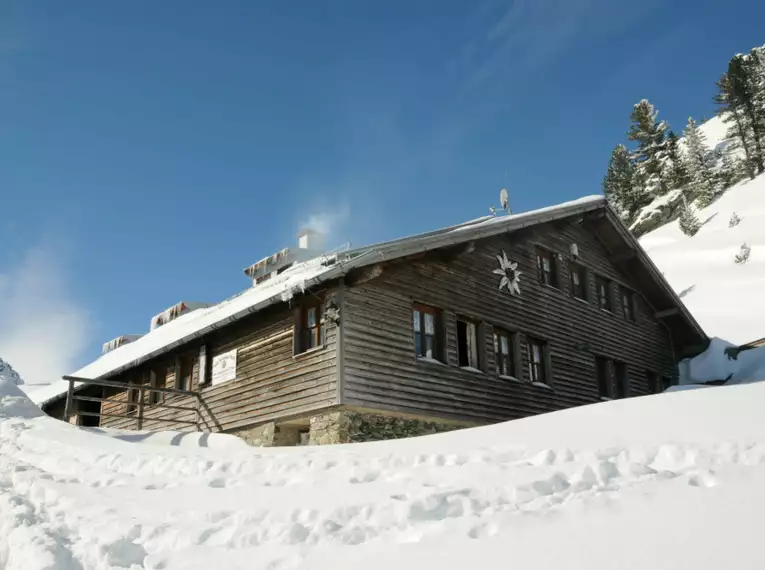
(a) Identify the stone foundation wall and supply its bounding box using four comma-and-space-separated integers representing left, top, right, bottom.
229, 410, 466, 447
230, 421, 276, 446
229, 422, 309, 447
309, 409, 465, 444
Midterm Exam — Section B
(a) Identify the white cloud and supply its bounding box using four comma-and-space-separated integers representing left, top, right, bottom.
0, 244, 91, 386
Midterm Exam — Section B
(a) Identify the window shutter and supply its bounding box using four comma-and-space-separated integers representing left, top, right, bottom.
292, 307, 302, 355
609, 281, 619, 313
543, 344, 554, 386
512, 333, 523, 379
198, 344, 208, 386
554, 253, 562, 288
441, 311, 452, 365
583, 268, 593, 303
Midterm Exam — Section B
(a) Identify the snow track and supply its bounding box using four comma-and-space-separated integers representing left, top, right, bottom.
2, 380, 765, 569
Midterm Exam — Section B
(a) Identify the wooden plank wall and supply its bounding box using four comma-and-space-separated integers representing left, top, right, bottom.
100, 294, 339, 432
342, 219, 677, 424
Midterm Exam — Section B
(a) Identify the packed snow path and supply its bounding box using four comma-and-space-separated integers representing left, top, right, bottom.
1, 379, 765, 569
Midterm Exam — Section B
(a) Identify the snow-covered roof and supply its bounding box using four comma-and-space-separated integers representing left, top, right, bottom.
46, 194, 700, 407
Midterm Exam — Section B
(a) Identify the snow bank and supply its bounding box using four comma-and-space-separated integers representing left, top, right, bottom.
2, 375, 765, 569
678, 336, 765, 385
83, 426, 249, 450
640, 171, 765, 344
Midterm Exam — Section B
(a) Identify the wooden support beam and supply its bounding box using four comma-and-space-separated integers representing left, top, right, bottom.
137, 386, 145, 430
655, 307, 681, 319
64, 378, 75, 422
62, 375, 198, 397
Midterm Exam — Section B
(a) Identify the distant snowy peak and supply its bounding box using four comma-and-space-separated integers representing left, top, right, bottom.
0, 358, 24, 386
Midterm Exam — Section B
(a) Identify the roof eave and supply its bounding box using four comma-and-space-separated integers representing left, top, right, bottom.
604, 206, 708, 344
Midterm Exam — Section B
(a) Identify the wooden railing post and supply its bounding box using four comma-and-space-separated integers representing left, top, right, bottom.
137, 386, 145, 430
195, 394, 202, 432
64, 378, 75, 422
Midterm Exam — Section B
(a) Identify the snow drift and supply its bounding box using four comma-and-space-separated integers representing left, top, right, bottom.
640, 171, 765, 346
2, 376, 765, 569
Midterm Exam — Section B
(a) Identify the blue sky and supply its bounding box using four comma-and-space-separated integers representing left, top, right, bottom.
1, 0, 764, 381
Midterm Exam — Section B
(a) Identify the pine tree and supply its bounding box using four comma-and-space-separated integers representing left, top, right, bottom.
665, 130, 691, 190
727, 54, 765, 173
678, 195, 701, 237
734, 243, 751, 264
603, 144, 647, 223
714, 72, 757, 180
628, 99, 669, 196
683, 117, 716, 206
729, 212, 742, 227
717, 153, 749, 189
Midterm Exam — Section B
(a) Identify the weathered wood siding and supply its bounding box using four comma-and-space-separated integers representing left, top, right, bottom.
342, 219, 676, 424
100, 292, 339, 432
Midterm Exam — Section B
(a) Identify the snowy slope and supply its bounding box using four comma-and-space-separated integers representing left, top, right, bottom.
2, 377, 765, 570
640, 172, 765, 345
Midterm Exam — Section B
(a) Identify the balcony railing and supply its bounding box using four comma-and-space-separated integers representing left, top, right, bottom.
62, 375, 201, 431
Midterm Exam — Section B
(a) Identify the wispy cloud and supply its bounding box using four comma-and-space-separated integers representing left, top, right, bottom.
457, 0, 663, 95
0, 243, 92, 386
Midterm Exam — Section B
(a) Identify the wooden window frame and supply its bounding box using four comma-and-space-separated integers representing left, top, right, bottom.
526, 336, 551, 385
493, 327, 520, 379
570, 262, 588, 301
613, 360, 629, 399
126, 384, 139, 415
646, 370, 661, 394
535, 247, 559, 289
175, 354, 194, 391
412, 303, 444, 363
456, 317, 483, 371
595, 275, 613, 312
149, 368, 165, 406
620, 286, 636, 322
294, 297, 325, 356
595, 356, 612, 399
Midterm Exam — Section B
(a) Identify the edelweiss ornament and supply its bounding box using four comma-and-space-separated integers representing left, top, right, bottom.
493, 250, 522, 295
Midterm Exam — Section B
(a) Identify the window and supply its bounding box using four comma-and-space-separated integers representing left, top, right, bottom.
570, 263, 587, 301
595, 275, 612, 312
646, 371, 661, 394
413, 304, 442, 361
457, 318, 481, 370
294, 301, 324, 355
526, 337, 549, 384
126, 385, 139, 415
149, 368, 165, 405
536, 247, 558, 288
493, 328, 517, 378
176, 355, 194, 391
621, 287, 636, 322
595, 356, 611, 399
613, 361, 628, 399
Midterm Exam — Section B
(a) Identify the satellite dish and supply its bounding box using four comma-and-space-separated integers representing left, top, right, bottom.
499, 188, 509, 211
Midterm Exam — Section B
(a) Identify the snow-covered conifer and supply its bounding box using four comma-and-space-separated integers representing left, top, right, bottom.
678, 195, 701, 237
683, 117, 716, 207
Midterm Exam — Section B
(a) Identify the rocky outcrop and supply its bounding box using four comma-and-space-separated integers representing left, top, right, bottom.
0, 358, 24, 386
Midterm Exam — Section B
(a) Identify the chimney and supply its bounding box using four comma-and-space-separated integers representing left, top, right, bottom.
297, 228, 326, 253
244, 228, 327, 287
